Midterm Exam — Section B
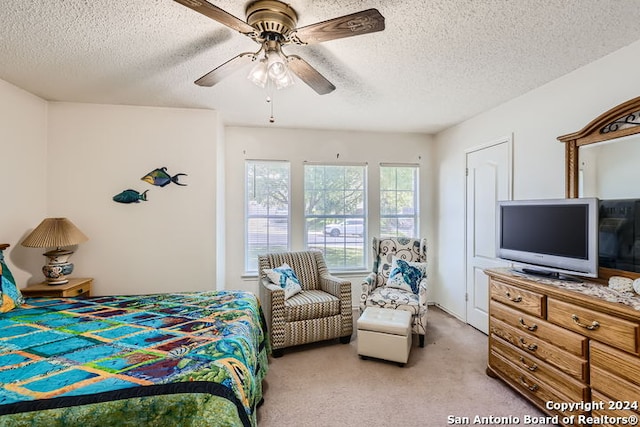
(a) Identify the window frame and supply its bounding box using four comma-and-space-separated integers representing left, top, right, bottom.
303, 162, 368, 271
379, 163, 420, 239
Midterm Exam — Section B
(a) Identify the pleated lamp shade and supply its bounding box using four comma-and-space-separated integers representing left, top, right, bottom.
22, 218, 88, 248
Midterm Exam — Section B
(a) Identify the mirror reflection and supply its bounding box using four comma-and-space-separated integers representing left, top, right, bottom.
579, 133, 640, 198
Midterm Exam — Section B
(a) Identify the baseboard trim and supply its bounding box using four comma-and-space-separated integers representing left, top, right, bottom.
433, 303, 465, 322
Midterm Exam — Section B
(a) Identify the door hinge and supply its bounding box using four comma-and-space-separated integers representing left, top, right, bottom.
465, 293, 469, 302
465, 167, 468, 177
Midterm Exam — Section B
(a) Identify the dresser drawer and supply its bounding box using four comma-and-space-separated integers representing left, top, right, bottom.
490, 300, 587, 357
591, 365, 640, 408
592, 391, 640, 419
490, 335, 588, 402
490, 279, 545, 317
547, 298, 639, 354
490, 317, 587, 381
489, 351, 587, 424
21, 278, 93, 298
591, 341, 640, 389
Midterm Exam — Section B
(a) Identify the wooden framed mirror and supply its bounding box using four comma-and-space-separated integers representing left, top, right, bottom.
558, 95, 640, 281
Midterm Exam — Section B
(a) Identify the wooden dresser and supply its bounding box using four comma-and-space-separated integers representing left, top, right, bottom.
485, 268, 640, 426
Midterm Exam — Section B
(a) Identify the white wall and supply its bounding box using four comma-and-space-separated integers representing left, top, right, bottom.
44, 103, 221, 296
434, 39, 640, 320
215, 115, 227, 288
224, 126, 435, 305
0, 79, 48, 286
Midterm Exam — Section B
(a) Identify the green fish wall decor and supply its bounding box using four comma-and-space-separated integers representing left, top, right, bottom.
113, 189, 149, 204
142, 167, 187, 187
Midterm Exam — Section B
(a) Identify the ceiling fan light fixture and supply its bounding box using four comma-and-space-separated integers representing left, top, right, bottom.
177, 0, 384, 96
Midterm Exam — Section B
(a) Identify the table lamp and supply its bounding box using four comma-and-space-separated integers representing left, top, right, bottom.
21, 218, 88, 285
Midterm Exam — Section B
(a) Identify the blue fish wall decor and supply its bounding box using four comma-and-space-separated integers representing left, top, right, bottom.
113, 189, 149, 204
141, 167, 187, 187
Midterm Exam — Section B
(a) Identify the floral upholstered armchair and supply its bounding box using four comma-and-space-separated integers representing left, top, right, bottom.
259, 250, 353, 357
360, 237, 428, 347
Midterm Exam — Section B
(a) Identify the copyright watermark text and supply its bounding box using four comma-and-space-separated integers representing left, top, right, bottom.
447, 400, 639, 425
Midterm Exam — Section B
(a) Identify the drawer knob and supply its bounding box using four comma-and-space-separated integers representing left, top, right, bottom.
518, 337, 538, 352
518, 318, 538, 332
505, 291, 522, 303
571, 314, 600, 330
519, 376, 539, 392
519, 356, 538, 372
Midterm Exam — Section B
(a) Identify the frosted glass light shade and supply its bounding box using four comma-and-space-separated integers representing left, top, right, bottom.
267, 52, 294, 89
267, 55, 287, 79
247, 59, 268, 88
273, 68, 295, 89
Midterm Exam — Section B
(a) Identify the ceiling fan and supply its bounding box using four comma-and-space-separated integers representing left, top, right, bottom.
173, 0, 385, 95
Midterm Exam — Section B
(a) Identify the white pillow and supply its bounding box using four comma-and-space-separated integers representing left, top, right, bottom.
265, 263, 302, 299
386, 257, 426, 294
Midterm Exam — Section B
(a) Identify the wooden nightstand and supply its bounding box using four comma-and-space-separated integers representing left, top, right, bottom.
21, 278, 93, 298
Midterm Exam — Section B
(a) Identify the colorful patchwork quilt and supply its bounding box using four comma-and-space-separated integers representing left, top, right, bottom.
0, 291, 269, 427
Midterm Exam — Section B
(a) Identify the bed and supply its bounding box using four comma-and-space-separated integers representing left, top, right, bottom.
0, 288, 269, 427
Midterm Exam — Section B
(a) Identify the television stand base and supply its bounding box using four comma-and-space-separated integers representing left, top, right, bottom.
514, 268, 583, 283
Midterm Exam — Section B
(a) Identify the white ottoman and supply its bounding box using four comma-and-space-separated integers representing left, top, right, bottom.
357, 307, 412, 366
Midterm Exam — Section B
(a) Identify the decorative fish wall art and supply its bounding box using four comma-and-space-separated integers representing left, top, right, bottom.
113, 189, 148, 204
112, 166, 187, 205
141, 167, 187, 187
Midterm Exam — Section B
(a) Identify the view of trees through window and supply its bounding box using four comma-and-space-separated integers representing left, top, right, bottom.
244, 161, 419, 273
245, 161, 290, 272
304, 164, 367, 270
380, 165, 419, 238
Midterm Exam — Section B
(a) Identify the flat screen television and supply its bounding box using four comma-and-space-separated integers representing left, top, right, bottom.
496, 198, 599, 280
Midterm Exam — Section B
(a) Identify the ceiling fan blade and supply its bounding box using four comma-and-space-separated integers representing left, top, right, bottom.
293, 9, 385, 44
174, 0, 255, 35
195, 52, 256, 87
287, 55, 335, 95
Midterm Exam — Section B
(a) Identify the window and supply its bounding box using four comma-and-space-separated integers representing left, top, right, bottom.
245, 161, 290, 272
304, 164, 367, 270
380, 164, 419, 238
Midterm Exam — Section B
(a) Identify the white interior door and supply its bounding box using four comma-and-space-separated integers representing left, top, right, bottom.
465, 137, 512, 334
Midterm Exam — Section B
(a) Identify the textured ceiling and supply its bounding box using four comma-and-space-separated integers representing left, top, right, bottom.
2, 0, 640, 133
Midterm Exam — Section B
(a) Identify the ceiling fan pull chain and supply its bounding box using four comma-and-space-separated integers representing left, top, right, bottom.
265, 80, 275, 123
269, 97, 275, 123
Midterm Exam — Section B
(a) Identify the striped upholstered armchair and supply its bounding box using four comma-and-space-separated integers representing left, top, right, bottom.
258, 251, 353, 357
360, 237, 429, 347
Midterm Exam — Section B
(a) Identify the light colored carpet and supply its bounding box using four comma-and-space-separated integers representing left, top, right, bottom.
256, 306, 549, 427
